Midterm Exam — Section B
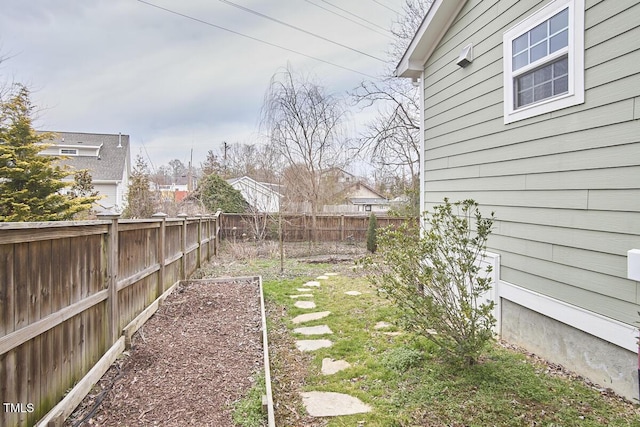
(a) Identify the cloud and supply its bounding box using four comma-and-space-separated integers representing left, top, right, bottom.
1, 0, 404, 167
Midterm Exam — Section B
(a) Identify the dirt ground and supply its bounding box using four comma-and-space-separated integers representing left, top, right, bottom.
65, 280, 263, 427
63, 241, 638, 426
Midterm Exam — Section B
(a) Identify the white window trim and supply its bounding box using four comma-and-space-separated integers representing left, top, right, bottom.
503, 0, 585, 124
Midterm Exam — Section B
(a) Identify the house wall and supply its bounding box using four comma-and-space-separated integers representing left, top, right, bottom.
420, 0, 640, 399
232, 178, 280, 213
349, 185, 383, 199
94, 183, 118, 211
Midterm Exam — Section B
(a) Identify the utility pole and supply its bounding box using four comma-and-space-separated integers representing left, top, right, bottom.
187, 148, 193, 192
223, 141, 229, 177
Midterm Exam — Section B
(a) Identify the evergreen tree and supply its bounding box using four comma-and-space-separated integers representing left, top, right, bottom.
193, 173, 247, 213
70, 169, 101, 219
366, 213, 378, 253
122, 154, 158, 218
0, 85, 96, 222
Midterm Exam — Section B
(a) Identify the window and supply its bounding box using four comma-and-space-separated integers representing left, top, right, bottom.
503, 0, 584, 123
60, 148, 78, 155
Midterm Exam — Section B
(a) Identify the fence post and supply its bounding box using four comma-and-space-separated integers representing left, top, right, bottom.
214, 211, 221, 256
98, 212, 120, 346
178, 213, 188, 280
196, 215, 202, 269
152, 212, 167, 296
340, 214, 345, 241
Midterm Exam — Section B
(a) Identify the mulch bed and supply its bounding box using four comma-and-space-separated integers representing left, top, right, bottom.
65, 280, 263, 427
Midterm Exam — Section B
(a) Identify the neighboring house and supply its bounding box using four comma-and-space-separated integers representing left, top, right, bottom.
340, 181, 390, 213
40, 131, 131, 213
228, 176, 282, 213
397, 0, 640, 399
321, 168, 390, 213
154, 183, 193, 203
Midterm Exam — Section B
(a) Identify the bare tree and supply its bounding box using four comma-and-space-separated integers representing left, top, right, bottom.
351, 0, 432, 215
261, 65, 346, 240
225, 142, 285, 183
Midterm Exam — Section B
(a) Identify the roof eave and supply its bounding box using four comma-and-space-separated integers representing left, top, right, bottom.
395, 0, 467, 79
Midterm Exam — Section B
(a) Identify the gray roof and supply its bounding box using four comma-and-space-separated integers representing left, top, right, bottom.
42, 131, 130, 181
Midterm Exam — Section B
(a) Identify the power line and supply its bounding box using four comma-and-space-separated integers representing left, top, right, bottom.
136, 0, 377, 78
319, 0, 391, 33
370, 0, 400, 15
218, 0, 386, 63
302, 0, 393, 40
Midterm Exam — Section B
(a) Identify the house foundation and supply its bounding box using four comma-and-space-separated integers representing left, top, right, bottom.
500, 299, 638, 402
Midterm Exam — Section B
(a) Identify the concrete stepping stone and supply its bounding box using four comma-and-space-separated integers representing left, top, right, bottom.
297, 288, 313, 292
321, 358, 351, 375
294, 301, 316, 309
291, 311, 331, 324
293, 325, 333, 335
290, 294, 314, 299
295, 339, 333, 352
345, 291, 361, 296
301, 391, 372, 417
304, 281, 321, 287
374, 321, 392, 329
324, 273, 338, 276
316, 275, 329, 280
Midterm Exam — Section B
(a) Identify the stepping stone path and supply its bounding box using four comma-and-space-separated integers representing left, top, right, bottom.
374, 321, 392, 329
294, 300, 316, 309
374, 321, 402, 336
321, 358, 351, 375
294, 325, 333, 335
287, 273, 373, 418
295, 339, 333, 351
301, 391, 372, 417
291, 311, 331, 324
304, 281, 321, 287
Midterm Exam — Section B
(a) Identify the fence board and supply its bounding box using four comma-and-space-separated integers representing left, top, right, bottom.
220, 213, 413, 243
0, 214, 220, 427
0, 245, 14, 336
14, 243, 29, 331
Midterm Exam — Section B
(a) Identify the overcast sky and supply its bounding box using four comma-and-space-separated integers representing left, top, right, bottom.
1, 0, 406, 173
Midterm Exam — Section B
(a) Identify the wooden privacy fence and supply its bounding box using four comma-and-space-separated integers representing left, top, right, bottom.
0, 213, 220, 427
220, 213, 414, 242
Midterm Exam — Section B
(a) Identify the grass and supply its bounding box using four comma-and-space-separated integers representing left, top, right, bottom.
196, 243, 640, 426
232, 371, 267, 427
262, 270, 640, 427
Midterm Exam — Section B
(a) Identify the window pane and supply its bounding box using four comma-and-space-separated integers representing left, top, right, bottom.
534, 65, 552, 85
530, 42, 548, 63
513, 33, 529, 54
553, 57, 568, 76
519, 73, 534, 90
554, 75, 568, 94
549, 29, 568, 53
513, 52, 529, 71
550, 8, 569, 34
530, 21, 548, 44
534, 81, 553, 101
517, 88, 534, 107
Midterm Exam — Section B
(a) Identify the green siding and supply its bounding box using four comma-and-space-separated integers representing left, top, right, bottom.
422, 0, 640, 325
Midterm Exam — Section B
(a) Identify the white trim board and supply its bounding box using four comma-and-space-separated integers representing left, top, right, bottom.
498, 280, 637, 353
